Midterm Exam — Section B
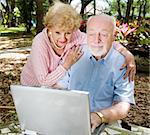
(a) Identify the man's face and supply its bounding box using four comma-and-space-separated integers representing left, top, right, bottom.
87, 17, 114, 59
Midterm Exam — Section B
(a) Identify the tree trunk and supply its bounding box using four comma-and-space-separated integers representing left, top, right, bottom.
138, 0, 143, 18
5, 0, 10, 27
143, 0, 147, 18
93, 0, 96, 15
10, 0, 16, 27
80, 0, 93, 17
35, 0, 44, 34
117, 0, 122, 19
125, 0, 133, 22
131, 6, 135, 20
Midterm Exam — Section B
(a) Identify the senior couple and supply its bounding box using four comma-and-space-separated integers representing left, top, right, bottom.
21, 2, 135, 133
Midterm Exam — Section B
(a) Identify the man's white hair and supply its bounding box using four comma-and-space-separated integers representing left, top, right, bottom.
87, 14, 116, 34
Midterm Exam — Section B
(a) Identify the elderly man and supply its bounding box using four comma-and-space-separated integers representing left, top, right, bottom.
57, 14, 135, 133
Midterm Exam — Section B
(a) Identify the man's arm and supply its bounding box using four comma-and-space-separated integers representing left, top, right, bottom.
91, 57, 135, 132
91, 102, 130, 132
52, 70, 70, 89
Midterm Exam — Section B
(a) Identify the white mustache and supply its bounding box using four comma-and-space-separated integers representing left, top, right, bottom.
90, 43, 103, 48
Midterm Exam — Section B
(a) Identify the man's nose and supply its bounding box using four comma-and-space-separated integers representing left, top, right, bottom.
95, 33, 101, 43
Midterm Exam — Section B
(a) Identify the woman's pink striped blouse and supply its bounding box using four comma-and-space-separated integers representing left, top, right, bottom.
21, 28, 86, 87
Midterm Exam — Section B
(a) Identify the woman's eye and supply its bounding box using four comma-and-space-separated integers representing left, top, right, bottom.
55, 32, 60, 34
66, 32, 71, 35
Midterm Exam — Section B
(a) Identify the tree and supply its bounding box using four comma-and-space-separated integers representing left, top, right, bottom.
35, 0, 44, 34
138, 0, 143, 18
142, 0, 148, 18
116, 0, 122, 19
125, 0, 133, 22
80, 0, 93, 16
18, 0, 34, 32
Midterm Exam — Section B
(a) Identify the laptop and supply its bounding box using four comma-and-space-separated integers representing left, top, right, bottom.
10, 85, 105, 135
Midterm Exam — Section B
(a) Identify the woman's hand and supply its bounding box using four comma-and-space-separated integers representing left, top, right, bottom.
120, 51, 136, 82
62, 45, 83, 70
114, 42, 136, 82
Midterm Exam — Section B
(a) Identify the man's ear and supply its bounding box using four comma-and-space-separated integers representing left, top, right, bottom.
112, 35, 116, 41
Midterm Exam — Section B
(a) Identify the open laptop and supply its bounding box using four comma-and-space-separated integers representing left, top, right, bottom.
10, 85, 105, 135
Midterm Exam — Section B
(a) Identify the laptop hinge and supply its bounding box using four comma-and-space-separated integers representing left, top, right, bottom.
22, 129, 38, 135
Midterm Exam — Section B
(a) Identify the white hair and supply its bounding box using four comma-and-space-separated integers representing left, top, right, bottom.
87, 14, 116, 34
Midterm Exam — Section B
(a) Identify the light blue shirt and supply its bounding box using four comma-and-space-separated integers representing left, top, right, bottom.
58, 44, 135, 112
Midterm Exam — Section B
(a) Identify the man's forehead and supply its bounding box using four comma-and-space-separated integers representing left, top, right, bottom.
87, 28, 109, 33
87, 20, 114, 33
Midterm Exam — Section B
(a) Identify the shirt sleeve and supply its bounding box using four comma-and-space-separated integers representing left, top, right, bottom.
113, 67, 135, 105
30, 38, 67, 87
56, 70, 70, 89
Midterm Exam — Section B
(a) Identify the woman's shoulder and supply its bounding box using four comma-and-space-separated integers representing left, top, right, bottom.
33, 28, 47, 42
32, 28, 49, 48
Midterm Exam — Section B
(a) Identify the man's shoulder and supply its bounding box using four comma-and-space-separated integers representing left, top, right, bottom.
110, 46, 125, 66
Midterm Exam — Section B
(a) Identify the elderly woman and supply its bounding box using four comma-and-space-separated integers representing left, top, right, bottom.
21, 2, 135, 87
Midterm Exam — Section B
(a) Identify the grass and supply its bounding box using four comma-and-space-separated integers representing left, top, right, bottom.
0, 25, 35, 36
0, 26, 25, 35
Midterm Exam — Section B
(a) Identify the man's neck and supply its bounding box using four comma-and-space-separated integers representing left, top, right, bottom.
94, 54, 107, 61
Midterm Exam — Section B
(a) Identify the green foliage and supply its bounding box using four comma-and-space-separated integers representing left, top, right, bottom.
17, 0, 34, 32
133, 21, 150, 46
115, 19, 150, 47
109, 0, 150, 19
43, 0, 52, 12
13, 7, 20, 18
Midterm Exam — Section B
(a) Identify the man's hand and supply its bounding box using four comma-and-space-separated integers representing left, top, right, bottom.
120, 51, 136, 82
90, 112, 101, 133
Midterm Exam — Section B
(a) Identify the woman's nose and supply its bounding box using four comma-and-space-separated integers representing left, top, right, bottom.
60, 34, 66, 41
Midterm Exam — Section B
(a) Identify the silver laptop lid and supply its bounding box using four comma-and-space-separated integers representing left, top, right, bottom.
10, 85, 91, 135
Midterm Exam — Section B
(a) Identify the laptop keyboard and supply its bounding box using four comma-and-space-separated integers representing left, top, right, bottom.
91, 123, 106, 135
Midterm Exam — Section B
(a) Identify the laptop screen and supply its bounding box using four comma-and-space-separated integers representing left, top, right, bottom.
11, 85, 91, 135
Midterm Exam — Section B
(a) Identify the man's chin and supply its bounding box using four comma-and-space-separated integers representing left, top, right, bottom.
91, 51, 103, 57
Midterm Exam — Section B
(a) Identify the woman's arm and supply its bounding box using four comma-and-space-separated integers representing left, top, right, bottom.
30, 39, 82, 87
114, 42, 136, 82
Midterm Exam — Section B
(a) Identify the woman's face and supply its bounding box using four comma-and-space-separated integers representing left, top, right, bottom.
48, 26, 74, 50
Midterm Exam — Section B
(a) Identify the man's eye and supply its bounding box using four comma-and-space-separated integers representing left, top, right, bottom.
89, 34, 95, 36
101, 33, 108, 37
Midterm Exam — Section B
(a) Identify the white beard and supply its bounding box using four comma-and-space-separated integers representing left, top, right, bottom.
88, 45, 107, 58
